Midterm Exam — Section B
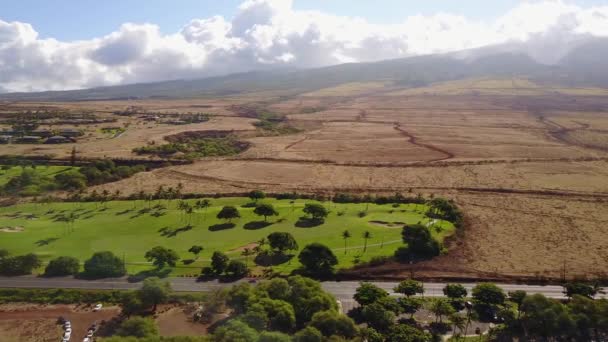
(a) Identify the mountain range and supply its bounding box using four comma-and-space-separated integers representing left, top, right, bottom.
2, 38, 608, 101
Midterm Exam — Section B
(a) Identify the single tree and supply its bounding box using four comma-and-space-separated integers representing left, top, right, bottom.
241, 248, 255, 267
249, 190, 266, 203
44, 256, 80, 277
361, 303, 396, 332
254, 203, 279, 222
394, 279, 424, 297
226, 260, 248, 278
429, 298, 455, 323
267, 232, 299, 255
144, 246, 180, 268
363, 231, 372, 253
354, 282, 389, 306
188, 245, 204, 259
443, 283, 468, 299
83, 251, 126, 278
298, 243, 338, 276
449, 313, 467, 336
398, 224, 441, 261
211, 251, 230, 274
563, 282, 598, 299
217, 206, 240, 223
138, 277, 171, 311
303, 203, 329, 221
472, 283, 506, 307
342, 230, 351, 254
398, 297, 423, 319
508, 290, 527, 318
195, 199, 211, 221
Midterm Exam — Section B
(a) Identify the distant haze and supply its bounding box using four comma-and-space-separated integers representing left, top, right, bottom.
1, 0, 608, 93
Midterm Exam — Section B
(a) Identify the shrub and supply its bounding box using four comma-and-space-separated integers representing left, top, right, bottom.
44, 256, 80, 277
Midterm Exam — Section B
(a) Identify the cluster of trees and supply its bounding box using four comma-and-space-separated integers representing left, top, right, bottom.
0, 249, 42, 276
133, 136, 248, 160
205, 251, 249, 279
1, 167, 59, 196
212, 276, 356, 341
1, 159, 146, 196
426, 198, 464, 228
351, 280, 434, 341
79, 160, 146, 187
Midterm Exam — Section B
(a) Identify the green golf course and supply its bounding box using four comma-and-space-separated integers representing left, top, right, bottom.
0, 197, 455, 275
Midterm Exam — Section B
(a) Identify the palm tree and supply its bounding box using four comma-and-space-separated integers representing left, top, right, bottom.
177, 200, 187, 221
362, 231, 372, 253
101, 190, 110, 209
342, 230, 351, 254
241, 248, 254, 267
155, 185, 165, 205
195, 199, 211, 222
185, 205, 193, 224
449, 313, 467, 338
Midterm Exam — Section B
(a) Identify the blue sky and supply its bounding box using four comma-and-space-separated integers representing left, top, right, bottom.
1, 0, 605, 40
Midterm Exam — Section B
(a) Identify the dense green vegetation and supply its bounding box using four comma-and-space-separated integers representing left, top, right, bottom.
0, 160, 145, 196
0, 196, 456, 276
253, 113, 301, 136
132, 136, 248, 159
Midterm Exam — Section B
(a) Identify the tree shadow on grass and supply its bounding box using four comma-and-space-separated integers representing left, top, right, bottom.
159, 225, 193, 237
295, 217, 325, 228
35, 237, 59, 246
209, 223, 236, 231
151, 210, 166, 218
244, 221, 273, 230
182, 259, 195, 265
254, 252, 294, 267
115, 209, 133, 216
127, 267, 172, 283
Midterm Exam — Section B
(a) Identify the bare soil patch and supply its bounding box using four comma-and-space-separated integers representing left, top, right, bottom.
0, 304, 120, 342
0, 226, 24, 233
369, 221, 405, 228
156, 306, 209, 337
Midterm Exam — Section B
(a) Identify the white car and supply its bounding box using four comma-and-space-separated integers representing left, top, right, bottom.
93, 303, 103, 311
63, 332, 71, 339
83, 338, 90, 342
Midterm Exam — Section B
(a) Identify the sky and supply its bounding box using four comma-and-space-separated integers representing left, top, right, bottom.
1, 0, 608, 92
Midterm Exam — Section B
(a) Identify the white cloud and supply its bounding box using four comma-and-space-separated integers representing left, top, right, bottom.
0, 0, 607, 92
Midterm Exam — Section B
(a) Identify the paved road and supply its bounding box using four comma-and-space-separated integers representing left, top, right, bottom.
2, 276, 602, 303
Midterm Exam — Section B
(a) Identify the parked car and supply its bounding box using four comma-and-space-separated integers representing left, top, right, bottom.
93, 303, 103, 311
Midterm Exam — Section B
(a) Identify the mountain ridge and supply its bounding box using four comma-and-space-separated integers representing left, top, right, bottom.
2, 39, 607, 101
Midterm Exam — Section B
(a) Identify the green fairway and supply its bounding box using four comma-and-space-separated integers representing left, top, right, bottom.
0, 165, 76, 186
0, 197, 454, 275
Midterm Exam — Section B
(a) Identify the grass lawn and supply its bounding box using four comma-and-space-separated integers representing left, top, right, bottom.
0, 165, 77, 186
0, 197, 454, 276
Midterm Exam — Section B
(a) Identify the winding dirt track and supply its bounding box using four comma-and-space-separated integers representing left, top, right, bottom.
392, 123, 455, 161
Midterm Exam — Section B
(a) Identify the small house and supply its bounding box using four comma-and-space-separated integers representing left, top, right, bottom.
31, 129, 53, 137
58, 128, 84, 137
45, 135, 72, 144
17, 136, 42, 144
